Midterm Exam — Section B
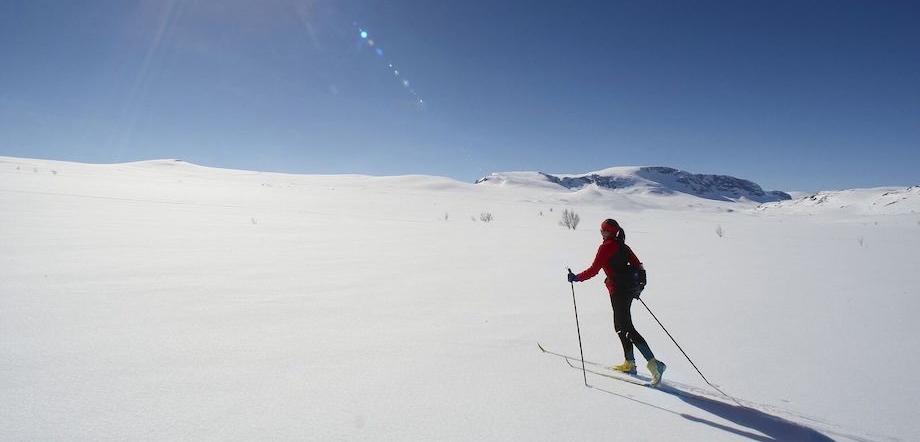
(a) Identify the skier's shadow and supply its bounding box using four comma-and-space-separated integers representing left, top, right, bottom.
591, 383, 835, 442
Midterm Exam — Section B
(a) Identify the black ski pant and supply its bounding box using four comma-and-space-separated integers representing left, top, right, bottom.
610, 293, 655, 362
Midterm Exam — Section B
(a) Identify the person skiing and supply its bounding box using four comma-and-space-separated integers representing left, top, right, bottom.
567, 219, 667, 386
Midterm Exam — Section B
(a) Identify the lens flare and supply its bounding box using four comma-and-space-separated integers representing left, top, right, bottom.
354, 24, 425, 108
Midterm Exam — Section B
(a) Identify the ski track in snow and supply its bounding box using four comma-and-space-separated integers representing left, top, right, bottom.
540, 343, 900, 442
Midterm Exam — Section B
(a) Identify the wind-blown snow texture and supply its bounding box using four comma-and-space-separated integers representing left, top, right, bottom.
2, 157, 918, 442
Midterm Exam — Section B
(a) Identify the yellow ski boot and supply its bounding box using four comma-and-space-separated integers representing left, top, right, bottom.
647, 358, 667, 386
611, 360, 637, 375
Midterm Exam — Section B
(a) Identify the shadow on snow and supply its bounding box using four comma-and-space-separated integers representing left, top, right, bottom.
590, 383, 835, 442
538, 344, 847, 441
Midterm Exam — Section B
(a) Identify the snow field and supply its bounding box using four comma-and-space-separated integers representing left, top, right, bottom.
1, 157, 917, 441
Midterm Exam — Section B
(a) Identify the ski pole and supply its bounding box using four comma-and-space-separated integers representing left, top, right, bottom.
568, 268, 588, 387
638, 297, 742, 406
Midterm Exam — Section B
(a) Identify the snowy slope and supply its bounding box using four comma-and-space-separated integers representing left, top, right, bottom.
756, 186, 920, 216
2, 157, 918, 442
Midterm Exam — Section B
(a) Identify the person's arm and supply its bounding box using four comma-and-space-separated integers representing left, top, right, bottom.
575, 242, 612, 282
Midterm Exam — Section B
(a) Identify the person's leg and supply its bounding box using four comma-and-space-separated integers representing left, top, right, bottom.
614, 293, 666, 385
611, 294, 654, 361
610, 294, 636, 361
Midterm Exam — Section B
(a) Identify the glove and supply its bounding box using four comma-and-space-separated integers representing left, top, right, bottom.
567, 270, 578, 283
632, 288, 643, 299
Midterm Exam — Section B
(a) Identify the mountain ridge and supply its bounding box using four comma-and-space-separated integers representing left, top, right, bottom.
4, 156, 916, 215
476, 166, 792, 203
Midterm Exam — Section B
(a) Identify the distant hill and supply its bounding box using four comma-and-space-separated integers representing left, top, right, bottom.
755, 186, 920, 215
476, 166, 792, 203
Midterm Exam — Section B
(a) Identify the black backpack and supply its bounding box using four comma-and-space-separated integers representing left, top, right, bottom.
608, 241, 647, 296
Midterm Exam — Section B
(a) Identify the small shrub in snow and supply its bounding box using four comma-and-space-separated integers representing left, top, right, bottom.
480, 212, 494, 223
559, 209, 580, 230
715, 225, 725, 238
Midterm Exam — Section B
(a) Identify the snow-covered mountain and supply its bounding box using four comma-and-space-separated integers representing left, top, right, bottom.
476, 166, 792, 203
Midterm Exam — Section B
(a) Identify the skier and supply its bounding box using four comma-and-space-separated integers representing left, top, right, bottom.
567, 219, 667, 386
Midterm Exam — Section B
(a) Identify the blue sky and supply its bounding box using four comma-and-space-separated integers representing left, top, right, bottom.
1, 0, 917, 192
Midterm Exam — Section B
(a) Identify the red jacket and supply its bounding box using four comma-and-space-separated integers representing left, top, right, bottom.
576, 237, 643, 295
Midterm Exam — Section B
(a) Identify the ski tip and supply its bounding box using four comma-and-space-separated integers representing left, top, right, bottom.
537, 342, 547, 352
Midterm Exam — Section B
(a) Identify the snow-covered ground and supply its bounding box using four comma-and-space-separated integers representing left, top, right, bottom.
1, 156, 918, 441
